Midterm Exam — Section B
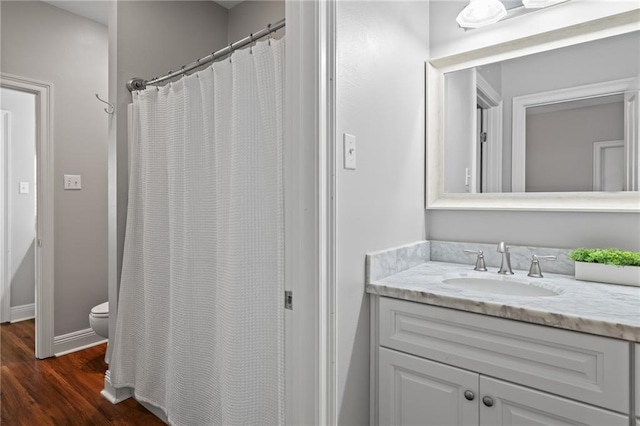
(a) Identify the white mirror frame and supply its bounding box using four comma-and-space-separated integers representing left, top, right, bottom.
426, 9, 640, 212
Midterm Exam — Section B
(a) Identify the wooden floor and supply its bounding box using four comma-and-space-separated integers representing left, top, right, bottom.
1, 320, 165, 425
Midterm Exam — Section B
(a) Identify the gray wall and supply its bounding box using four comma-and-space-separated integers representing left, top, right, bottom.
336, 2, 429, 424
427, 2, 640, 252
227, 1, 284, 43
526, 101, 624, 192
1, 1, 109, 335
1, 88, 36, 308
109, 0, 228, 352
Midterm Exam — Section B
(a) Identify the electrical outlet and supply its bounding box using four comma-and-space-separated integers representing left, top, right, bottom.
64, 174, 82, 190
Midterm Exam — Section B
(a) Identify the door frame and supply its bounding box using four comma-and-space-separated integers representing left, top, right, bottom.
476, 72, 503, 193
0, 73, 55, 359
0, 110, 10, 323
593, 140, 624, 191
624, 90, 639, 191
285, 0, 336, 424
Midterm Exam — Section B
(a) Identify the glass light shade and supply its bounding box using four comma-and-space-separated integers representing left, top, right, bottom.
456, 0, 508, 29
522, 0, 568, 8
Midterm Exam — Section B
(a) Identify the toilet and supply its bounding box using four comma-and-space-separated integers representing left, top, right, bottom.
89, 301, 109, 338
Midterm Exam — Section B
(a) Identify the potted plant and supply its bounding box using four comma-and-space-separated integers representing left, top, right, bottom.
569, 248, 640, 287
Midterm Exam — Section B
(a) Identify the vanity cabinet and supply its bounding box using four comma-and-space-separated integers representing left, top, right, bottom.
379, 347, 626, 426
636, 343, 640, 426
372, 297, 632, 426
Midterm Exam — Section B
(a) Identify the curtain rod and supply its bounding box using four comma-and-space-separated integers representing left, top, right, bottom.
126, 18, 285, 92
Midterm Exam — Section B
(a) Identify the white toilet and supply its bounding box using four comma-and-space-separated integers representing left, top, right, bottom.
89, 301, 109, 338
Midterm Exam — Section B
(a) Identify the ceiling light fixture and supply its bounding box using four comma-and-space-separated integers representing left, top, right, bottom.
456, 0, 508, 29
522, 0, 568, 8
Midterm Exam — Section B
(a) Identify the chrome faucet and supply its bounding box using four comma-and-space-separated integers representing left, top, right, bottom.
497, 242, 514, 275
463, 249, 487, 271
528, 254, 557, 278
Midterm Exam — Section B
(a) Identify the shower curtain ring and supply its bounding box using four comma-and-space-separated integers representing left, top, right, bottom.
228, 43, 233, 62
249, 33, 254, 54
267, 24, 273, 45
181, 65, 187, 76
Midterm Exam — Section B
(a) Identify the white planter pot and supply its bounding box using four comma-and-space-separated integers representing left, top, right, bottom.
574, 262, 640, 287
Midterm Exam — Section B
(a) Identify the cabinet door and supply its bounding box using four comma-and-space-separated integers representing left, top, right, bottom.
479, 376, 628, 426
636, 344, 639, 424
378, 347, 478, 426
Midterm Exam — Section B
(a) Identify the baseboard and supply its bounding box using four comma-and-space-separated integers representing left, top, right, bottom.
10, 303, 35, 323
101, 370, 133, 404
54, 328, 107, 357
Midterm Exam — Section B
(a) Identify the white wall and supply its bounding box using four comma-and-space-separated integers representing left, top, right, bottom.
445, 69, 475, 193
227, 1, 284, 43
477, 62, 502, 95
1, 1, 109, 335
0, 88, 36, 308
427, 1, 640, 251
336, 1, 429, 423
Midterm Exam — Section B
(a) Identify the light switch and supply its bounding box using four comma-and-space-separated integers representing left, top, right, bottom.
64, 174, 82, 190
19, 182, 29, 194
343, 133, 356, 170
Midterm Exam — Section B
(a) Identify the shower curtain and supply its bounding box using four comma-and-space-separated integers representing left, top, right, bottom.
110, 38, 285, 426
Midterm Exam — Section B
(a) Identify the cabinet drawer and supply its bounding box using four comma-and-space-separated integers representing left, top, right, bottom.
379, 297, 629, 413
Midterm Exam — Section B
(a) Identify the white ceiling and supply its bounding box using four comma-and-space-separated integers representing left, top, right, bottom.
41, 0, 243, 26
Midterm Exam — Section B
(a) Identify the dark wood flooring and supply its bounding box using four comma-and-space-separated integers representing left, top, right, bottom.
1, 320, 165, 425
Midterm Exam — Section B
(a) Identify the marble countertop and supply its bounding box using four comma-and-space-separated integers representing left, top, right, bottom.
367, 261, 640, 342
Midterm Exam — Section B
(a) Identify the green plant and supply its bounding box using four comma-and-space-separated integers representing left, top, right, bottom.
569, 248, 640, 267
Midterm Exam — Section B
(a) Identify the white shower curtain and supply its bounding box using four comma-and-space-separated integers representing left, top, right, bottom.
110, 38, 285, 426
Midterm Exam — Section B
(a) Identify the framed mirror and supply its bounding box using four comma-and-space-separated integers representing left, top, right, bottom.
426, 9, 640, 211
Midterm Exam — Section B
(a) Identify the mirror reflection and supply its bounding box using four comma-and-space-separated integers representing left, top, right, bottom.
443, 31, 640, 194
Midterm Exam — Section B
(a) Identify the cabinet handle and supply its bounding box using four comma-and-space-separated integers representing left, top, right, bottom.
482, 396, 494, 407
464, 390, 475, 401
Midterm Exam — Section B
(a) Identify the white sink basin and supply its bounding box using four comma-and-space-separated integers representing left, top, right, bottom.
442, 277, 560, 297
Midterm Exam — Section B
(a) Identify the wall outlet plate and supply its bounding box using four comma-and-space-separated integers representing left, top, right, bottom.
64, 174, 81, 190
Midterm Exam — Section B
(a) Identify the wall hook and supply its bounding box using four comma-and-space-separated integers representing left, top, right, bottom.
95, 93, 114, 114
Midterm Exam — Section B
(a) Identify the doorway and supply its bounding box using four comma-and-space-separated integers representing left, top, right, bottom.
1, 88, 36, 326
0, 73, 54, 359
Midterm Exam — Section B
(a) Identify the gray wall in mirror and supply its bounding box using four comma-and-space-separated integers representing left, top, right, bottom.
526, 99, 623, 192
443, 31, 639, 193
427, 2, 640, 252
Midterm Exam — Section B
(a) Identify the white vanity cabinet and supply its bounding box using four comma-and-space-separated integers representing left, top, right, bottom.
371, 297, 632, 426
636, 343, 640, 426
